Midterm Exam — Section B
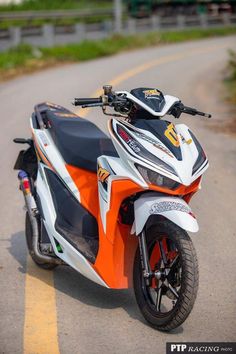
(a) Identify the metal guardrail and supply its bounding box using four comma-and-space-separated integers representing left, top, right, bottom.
0, 13, 235, 52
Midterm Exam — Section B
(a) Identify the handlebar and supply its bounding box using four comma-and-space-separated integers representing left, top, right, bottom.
170, 102, 211, 119
72, 87, 212, 120
73, 97, 102, 106
73, 92, 131, 115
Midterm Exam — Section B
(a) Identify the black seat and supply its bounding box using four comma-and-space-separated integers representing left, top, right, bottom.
46, 107, 118, 172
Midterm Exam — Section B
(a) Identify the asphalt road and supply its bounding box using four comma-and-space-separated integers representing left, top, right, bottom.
0, 36, 236, 354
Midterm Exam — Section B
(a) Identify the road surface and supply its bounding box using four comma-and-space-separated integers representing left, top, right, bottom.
0, 36, 236, 354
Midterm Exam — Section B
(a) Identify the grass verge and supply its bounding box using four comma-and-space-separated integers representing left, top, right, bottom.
0, 0, 111, 12
225, 49, 236, 104
1, 27, 236, 82
219, 49, 236, 135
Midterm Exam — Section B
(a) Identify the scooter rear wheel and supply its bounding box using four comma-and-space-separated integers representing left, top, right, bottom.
133, 219, 198, 331
25, 212, 58, 270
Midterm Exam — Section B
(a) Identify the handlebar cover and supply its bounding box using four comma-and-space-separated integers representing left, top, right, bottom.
74, 97, 102, 106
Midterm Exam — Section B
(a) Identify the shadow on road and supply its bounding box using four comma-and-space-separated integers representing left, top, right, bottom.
54, 265, 146, 321
53, 266, 183, 333
8, 231, 27, 274
9, 230, 183, 333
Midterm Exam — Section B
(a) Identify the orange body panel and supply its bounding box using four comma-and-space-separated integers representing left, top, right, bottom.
66, 164, 99, 218
65, 163, 201, 289
94, 180, 143, 288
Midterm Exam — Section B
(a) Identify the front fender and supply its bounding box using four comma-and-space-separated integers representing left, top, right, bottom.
133, 193, 199, 235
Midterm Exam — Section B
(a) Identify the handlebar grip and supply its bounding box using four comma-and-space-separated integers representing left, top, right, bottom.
182, 106, 198, 115
73, 97, 102, 106
197, 111, 212, 118
183, 106, 211, 118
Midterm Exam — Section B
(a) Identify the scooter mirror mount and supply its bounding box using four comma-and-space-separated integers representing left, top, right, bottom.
103, 85, 113, 95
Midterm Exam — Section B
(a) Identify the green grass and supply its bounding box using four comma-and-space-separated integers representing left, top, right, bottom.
225, 49, 236, 104
0, 0, 111, 12
1, 27, 236, 81
0, 16, 112, 29
0, 0, 113, 27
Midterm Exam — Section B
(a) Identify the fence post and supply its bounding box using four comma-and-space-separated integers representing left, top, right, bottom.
42, 24, 54, 47
127, 18, 136, 35
151, 15, 160, 30
75, 23, 86, 41
177, 15, 185, 29
114, 0, 122, 33
103, 20, 113, 35
222, 13, 230, 25
199, 14, 208, 28
10, 26, 21, 47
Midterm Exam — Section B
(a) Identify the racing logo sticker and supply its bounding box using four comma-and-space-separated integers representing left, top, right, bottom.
143, 89, 161, 99
150, 201, 191, 215
98, 164, 110, 183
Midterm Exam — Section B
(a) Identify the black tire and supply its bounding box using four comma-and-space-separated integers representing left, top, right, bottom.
133, 219, 198, 331
25, 212, 58, 270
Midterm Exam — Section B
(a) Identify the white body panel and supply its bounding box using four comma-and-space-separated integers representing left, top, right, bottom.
116, 91, 180, 117
36, 164, 108, 287
30, 119, 81, 201
110, 119, 208, 187
133, 193, 199, 235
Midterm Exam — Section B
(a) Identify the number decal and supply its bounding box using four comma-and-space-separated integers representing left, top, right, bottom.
164, 123, 180, 147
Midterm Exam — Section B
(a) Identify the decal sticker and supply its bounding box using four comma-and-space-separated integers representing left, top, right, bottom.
164, 123, 180, 147
150, 201, 191, 215
46, 102, 65, 111
98, 165, 110, 183
117, 126, 141, 153
143, 89, 161, 99
135, 132, 174, 158
38, 131, 50, 147
54, 112, 77, 118
186, 138, 192, 145
180, 135, 192, 145
135, 132, 174, 157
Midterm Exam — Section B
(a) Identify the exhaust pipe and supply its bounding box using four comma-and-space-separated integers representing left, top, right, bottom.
18, 170, 64, 265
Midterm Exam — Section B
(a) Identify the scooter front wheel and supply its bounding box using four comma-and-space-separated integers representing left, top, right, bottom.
133, 220, 198, 331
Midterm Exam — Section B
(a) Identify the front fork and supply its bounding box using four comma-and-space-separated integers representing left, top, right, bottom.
138, 230, 152, 286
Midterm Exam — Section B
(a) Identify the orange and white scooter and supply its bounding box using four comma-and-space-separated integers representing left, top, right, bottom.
14, 85, 211, 331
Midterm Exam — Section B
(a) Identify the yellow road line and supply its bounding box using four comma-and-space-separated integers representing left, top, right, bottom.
24, 257, 60, 354
23, 41, 228, 354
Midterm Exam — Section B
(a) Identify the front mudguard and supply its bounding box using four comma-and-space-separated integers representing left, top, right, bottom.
133, 193, 199, 235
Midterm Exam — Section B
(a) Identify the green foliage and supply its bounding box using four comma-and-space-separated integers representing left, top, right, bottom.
0, 0, 111, 12
40, 28, 236, 62
1, 27, 236, 80
0, 0, 112, 28
0, 43, 34, 69
225, 50, 236, 103
227, 50, 236, 81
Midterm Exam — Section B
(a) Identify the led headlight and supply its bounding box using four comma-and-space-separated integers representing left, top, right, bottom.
136, 164, 180, 190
